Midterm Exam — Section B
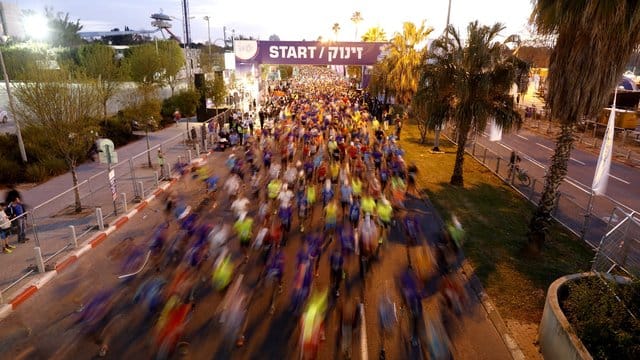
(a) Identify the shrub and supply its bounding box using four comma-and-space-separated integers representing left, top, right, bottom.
161, 89, 200, 119
100, 116, 138, 147
121, 98, 162, 124
562, 276, 640, 359
40, 157, 68, 176
25, 163, 48, 183
0, 157, 21, 184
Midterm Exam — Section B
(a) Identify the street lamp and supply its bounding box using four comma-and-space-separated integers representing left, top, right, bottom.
203, 16, 212, 57
145, 117, 156, 168
0, 42, 27, 162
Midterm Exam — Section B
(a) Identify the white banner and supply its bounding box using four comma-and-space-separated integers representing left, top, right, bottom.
489, 118, 502, 142
592, 89, 618, 195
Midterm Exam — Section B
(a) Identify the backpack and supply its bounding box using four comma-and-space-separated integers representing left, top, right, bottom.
5, 205, 15, 220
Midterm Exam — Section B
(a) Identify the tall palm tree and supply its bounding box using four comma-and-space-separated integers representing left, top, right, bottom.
351, 11, 364, 41
361, 26, 387, 42
332, 23, 341, 41
528, 1, 640, 251
418, 21, 528, 186
386, 21, 432, 105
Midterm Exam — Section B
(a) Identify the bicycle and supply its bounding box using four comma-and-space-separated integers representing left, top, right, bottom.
509, 164, 531, 187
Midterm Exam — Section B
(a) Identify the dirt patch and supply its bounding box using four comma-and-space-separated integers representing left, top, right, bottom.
505, 318, 542, 360
51, 206, 95, 218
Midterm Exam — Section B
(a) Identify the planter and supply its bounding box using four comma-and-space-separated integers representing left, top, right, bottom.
539, 272, 632, 360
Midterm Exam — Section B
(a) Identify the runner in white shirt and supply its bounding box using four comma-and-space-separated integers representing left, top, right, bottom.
231, 196, 250, 218
277, 184, 294, 209
269, 163, 282, 180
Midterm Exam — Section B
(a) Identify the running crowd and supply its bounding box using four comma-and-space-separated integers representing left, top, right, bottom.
72, 66, 470, 359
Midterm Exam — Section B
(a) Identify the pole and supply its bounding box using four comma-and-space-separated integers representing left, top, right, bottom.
581, 191, 595, 240
0, 49, 27, 162
106, 144, 118, 216
146, 126, 152, 168
205, 16, 212, 57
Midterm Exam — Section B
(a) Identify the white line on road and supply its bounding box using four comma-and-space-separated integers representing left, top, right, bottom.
566, 176, 590, 192
516, 134, 529, 141
609, 174, 631, 185
521, 155, 545, 169
570, 158, 586, 166
499, 143, 512, 151
536, 142, 554, 152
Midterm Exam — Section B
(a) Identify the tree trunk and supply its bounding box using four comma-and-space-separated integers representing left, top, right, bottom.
71, 164, 82, 213
433, 129, 441, 151
103, 99, 108, 122
528, 123, 574, 252
450, 123, 470, 186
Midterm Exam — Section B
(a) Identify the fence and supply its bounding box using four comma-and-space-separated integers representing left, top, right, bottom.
0, 110, 232, 304
443, 125, 638, 276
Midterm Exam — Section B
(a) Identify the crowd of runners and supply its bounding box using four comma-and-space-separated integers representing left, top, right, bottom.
71, 66, 470, 359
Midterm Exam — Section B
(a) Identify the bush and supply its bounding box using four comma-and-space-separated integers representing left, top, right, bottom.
25, 163, 48, 183
0, 157, 21, 184
161, 89, 200, 119
562, 276, 640, 359
40, 157, 68, 176
121, 98, 162, 125
100, 116, 138, 147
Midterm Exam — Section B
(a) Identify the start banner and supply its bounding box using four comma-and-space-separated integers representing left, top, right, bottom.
234, 40, 388, 65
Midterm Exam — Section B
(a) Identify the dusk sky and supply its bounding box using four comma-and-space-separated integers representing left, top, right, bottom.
9, 0, 534, 43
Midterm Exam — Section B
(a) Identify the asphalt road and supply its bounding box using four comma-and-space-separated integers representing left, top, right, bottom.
0, 146, 511, 360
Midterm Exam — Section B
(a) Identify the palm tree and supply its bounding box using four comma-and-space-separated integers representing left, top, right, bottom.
528, 1, 640, 251
386, 21, 432, 105
361, 26, 387, 42
332, 23, 340, 41
351, 11, 363, 41
417, 21, 528, 186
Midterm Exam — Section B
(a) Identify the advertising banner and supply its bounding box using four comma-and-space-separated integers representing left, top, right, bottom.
235, 40, 388, 65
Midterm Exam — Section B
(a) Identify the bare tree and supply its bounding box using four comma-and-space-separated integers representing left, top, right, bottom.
13, 67, 100, 212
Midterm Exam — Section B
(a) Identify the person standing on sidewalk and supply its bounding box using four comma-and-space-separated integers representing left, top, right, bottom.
10, 197, 28, 243
158, 149, 166, 180
0, 202, 15, 253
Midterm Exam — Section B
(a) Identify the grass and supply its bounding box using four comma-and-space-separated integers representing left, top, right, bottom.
400, 124, 593, 323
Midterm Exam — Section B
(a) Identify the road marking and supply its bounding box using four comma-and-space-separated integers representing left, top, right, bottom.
536, 142, 554, 151
566, 176, 590, 192
609, 174, 631, 184
516, 134, 528, 141
499, 143, 512, 151
521, 155, 545, 169
570, 158, 586, 166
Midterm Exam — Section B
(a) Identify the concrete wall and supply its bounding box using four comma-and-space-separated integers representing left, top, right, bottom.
539, 273, 593, 360
539, 272, 631, 360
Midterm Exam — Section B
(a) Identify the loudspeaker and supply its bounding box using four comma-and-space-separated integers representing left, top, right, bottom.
194, 73, 205, 90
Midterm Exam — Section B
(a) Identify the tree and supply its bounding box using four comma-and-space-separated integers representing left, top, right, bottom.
385, 21, 432, 105
157, 40, 185, 95
13, 67, 100, 212
350, 12, 363, 41
361, 26, 388, 42
125, 43, 163, 98
417, 22, 528, 186
72, 44, 126, 118
332, 23, 341, 41
204, 73, 227, 114
45, 7, 84, 47
268, 34, 281, 41
198, 46, 224, 73
528, 1, 640, 251
0, 47, 46, 81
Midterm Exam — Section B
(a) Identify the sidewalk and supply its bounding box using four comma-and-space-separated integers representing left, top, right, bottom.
0, 118, 214, 302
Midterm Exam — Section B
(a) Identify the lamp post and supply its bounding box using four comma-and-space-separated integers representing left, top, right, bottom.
0, 49, 27, 162
203, 16, 212, 57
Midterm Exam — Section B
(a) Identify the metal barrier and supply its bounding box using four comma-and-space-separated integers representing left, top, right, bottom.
0, 110, 234, 303
442, 125, 639, 272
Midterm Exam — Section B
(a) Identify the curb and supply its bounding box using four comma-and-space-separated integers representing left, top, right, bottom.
415, 184, 525, 360
0, 150, 210, 322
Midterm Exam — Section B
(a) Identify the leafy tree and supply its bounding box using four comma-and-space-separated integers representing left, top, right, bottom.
13, 67, 100, 212
45, 7, 84, 47
361, 27, 387, 42
528, 0, 640, 251
125, 43, 163, 97
417, 22, 528, 186
71, 44, 126, 118
204, 73, 227, 115
268, 34, 281, 41
350, 12, 363, 41
157, 40, 185, 95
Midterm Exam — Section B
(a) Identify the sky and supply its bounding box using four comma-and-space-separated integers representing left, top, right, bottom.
9, 0, 535, 43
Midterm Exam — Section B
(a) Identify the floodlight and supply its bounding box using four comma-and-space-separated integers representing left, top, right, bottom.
23, 14, 49, 40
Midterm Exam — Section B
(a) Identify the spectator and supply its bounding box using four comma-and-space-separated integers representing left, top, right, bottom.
0, 202, 15, 253
10, 197, 28, 243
